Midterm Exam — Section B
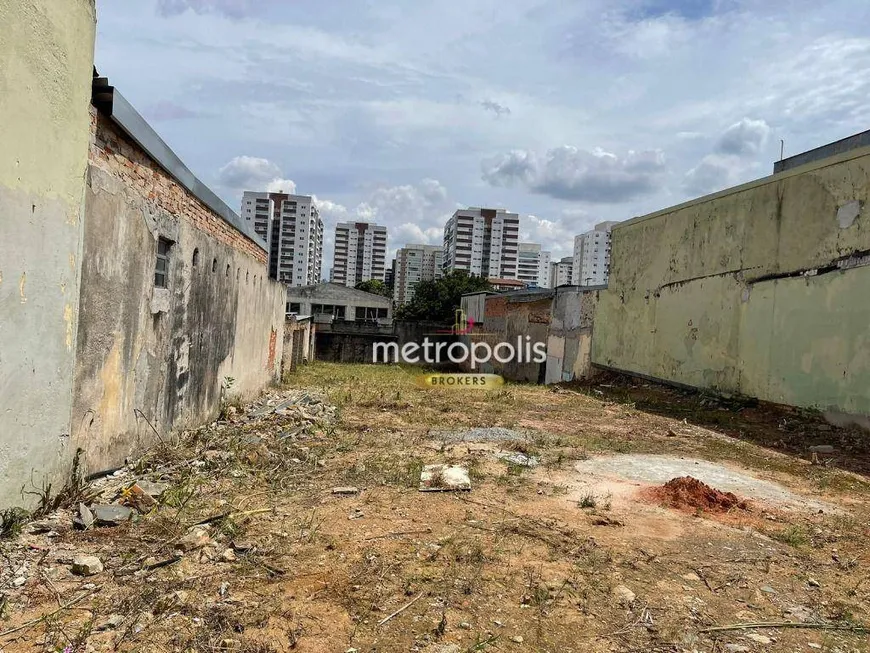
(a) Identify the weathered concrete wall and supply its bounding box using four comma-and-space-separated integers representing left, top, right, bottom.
71, 108, 285, 474
282, 318, 314, 378
0, 0, 96, 505
545, 287, 600, 384
473, 295, 551, 382
594, 145, 870, 422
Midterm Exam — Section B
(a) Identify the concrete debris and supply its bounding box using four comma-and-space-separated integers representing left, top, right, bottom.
13, 576, 26, 587
221, 548, 238, 562
178, 527, 211, 552
498, 451, 539, 467
745, 633, 773, 644
135, 480, 169, 499
332, 486, 360, 495
613, 584, 636, 607
725, 646, 749, 653
348, 508, 364, 520
419, 465, 472, 492
429, 427, 529, 444
72, 554, 104, 576
91, 504, 133, 526
77, 502, 95, 530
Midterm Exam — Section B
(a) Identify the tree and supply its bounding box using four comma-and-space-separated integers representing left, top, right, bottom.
396, 271, 492, 323
354, 279, 391, 297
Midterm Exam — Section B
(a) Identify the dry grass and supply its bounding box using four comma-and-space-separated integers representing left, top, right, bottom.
1, 362, 869, 653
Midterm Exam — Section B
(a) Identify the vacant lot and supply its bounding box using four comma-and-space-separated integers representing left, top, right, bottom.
2, 363, 869, 652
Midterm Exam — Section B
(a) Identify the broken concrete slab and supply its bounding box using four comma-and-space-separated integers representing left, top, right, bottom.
91, 504, 133, 526
332, 486, 360, 495
429, 427, 529, 444
419, 464, 471, 492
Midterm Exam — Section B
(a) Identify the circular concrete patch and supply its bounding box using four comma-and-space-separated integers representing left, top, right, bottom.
575, 454, 833, 512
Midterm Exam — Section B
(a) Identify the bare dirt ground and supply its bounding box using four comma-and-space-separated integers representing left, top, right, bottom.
2, 363, 869, 653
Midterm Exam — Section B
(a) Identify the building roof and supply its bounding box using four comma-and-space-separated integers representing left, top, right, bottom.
487, 278, 527, 287
91, 71, 266, 252
286, 282, 392, 306
774, 128, 870, 174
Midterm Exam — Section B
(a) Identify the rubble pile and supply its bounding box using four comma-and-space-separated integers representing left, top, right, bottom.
0, 387, 337, 647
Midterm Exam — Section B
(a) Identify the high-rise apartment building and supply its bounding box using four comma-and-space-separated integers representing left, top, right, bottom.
393, 244, 444, 305
333, 222, 388, 287
550, 256, 574, 287
572, 221, 618, 287
443, 208, 520, 279
240, 192, 323, 286
517, 243, 551, 288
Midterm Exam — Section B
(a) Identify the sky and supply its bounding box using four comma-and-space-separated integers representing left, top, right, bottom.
95, 0, 870, 270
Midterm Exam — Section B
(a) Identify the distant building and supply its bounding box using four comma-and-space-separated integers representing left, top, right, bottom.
394, 244, 444, 305
333, 222, 388, 287
443, 208, 520, 279
286, 282, 392, 323
488, 277, 527, 292
384, 259, 395, 293
240, 191, 323, 286
573, 221, 618, 287
550, 256, 574, 287
517, 243, 551, 288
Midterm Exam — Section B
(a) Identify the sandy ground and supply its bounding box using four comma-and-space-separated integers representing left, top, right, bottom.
1, 363, 868, 653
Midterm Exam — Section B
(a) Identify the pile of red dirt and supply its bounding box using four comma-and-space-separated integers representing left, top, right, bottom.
645, 476, 750, 512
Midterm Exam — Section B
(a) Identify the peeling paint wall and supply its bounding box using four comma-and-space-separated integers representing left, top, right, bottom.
594, 145, 870, 422
0, 0, 96, 506
71, 109, 285, 475
545, 288, 600, 384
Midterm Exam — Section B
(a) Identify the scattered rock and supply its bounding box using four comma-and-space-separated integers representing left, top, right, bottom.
96, 614, 125, 631
419, 465, 471, 492
459, 622, 472, 630
808, 445, 834, 454
221, 548, 238, 562
725, 646, 749, 653
12, 576, 26, 587
807, 577, 820, 588
510, 635, 524, 643
76, 503, 95, 530
746, 633, 773, 644
91, 504, 133, 526
178, 527, 211, 552
499, 452, 539, 467
332, 487, 360, 495
72, 555, 104, 576
613, 584, 636, 607
348, 508, 364, 520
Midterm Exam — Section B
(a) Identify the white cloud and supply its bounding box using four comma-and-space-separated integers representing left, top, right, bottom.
156, 0, 255, 19
218, 156, 282, 189
482, 146, 667, 203
716, 118, 771, 156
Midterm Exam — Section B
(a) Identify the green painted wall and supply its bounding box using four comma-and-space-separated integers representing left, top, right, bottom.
594, 145, 870, 421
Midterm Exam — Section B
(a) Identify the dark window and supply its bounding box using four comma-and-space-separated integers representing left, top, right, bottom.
192, 248, 199, 267
289, 303, 301, 313
155, 238, 172, 288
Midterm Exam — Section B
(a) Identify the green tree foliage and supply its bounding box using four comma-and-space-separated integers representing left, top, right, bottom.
396, 271, 492, 323
354, 279, 391, 297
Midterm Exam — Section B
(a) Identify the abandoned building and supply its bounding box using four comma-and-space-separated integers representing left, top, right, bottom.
286, 282, 392, 324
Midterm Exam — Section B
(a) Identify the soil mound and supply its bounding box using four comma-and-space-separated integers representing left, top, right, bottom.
646, 476, 749, 512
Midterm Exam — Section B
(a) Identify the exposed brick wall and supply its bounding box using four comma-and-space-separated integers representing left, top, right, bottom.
88, 105, 266, 264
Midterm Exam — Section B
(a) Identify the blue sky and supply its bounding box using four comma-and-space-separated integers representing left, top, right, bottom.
95, 0, 870, 267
